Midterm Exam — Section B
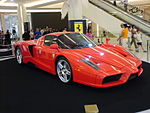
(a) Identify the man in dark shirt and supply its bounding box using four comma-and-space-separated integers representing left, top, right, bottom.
22, 30, 30, 41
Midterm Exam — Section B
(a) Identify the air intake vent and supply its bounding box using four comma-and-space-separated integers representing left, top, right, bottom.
103, 74, 122, 84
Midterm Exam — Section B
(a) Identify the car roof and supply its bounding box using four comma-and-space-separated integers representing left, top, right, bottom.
46, 32, 74, 37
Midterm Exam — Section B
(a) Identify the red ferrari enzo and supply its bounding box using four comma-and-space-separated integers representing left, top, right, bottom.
14, 32, 143, 88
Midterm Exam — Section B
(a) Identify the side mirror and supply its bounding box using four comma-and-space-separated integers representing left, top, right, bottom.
49, 44, 59, 49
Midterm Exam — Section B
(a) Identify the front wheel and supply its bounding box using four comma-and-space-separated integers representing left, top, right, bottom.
16, 47, 23, 64
56, 57, 72, 83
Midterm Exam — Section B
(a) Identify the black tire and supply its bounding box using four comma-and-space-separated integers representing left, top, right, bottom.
16, 47, 23, 64
56, 57, 73, 84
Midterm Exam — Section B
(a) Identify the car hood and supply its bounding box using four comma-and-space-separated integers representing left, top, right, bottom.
71, 46, 139, 69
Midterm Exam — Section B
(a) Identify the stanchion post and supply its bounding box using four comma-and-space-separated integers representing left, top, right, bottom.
147, 40, 149, 61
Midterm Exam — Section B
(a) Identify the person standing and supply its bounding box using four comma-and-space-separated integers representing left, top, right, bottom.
128, 26, 132, 49
40, 28, 45, 36
86, 29, 94, 40
113, 0, 117, 6
136, 29, 146, 52
0, 30, 4, 45
124, 0, 128, 11
22, 30, 30, 41
130, 25, 138, 51
29, 30, 34, 40
117, 23, 124, 46
5, 30, 11, 45
63, 28, 67, 32
35, 28, 41, 39
43, 28, 49, 36
121, 24, 129, 48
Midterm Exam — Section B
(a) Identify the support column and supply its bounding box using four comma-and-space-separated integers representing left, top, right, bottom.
0, 14, 6, 33
62, 0, 89, 20
17, 3, 28, 40
68, 0, 83, 20
96, 24, 100, 38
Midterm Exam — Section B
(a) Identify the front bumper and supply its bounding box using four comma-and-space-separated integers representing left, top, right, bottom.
93, 65, 143, 88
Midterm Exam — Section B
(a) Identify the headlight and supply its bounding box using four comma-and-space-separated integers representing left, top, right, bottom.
80, 58, 100, 70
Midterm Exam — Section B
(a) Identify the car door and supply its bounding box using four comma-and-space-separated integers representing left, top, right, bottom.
37, 35, 58, 71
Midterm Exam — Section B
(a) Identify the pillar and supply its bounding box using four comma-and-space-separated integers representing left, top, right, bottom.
0, 14, 6, 33
68, 0, 83, 20
17, 3, 28, 40
96, 24, 100, 38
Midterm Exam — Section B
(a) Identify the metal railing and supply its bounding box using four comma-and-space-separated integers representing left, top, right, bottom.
147, 40, 150, 61
0, 35, 15, 49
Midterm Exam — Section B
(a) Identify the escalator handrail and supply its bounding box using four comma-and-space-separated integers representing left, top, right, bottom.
103, 0, 150, 25
89, 0, 150, 29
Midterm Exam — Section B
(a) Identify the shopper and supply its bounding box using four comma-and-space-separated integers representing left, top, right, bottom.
121, 24, 129, 48
43, 28, 49, 36
22, 30, 30, 41
30, 30, 34, 40
40, 28, 45, 36
113, 0, 117, 6
117, 23, 124, 46
86, 29, 94, 40
130, 25, 138, 51
0, 30, 4, 45
136, 29, 146, 52
35, 28, 41, 39
128, 25, 132, 49
49, 28, 53, 33
5, 30, 11, 45
63, 28, 67, 32
124, 0, 128, 11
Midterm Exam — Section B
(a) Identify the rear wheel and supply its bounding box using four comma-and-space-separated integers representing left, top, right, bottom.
56, 57, 72, 83
16, 47, 23, 64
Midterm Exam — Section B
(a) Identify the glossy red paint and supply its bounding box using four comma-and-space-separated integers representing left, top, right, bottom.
14, 32, 143, 88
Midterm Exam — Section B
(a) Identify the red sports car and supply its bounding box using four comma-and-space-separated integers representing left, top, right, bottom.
14, 32, 143, 88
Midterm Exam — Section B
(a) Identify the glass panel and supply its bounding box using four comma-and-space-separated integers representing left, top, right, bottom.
44, 35, 58, 46
4, 15, 19, 39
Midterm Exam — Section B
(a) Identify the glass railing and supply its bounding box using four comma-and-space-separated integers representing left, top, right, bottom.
104, 0, 150, 23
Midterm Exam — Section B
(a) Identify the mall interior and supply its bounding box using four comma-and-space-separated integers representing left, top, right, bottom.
1, 0, 150, 113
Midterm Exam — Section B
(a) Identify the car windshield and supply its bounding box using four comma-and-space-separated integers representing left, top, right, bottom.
57, 33, 98, 49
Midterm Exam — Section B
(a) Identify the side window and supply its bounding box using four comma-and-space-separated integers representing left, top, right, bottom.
44, 35, 58, 46
58, 35, 70, 49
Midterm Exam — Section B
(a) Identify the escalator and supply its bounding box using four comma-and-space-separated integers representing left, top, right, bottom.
83, 0, 150, 36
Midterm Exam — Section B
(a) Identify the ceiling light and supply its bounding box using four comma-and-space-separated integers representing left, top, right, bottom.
0, 9, 17, 12
0, 3, 17, 6
25, 0, 56, 7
